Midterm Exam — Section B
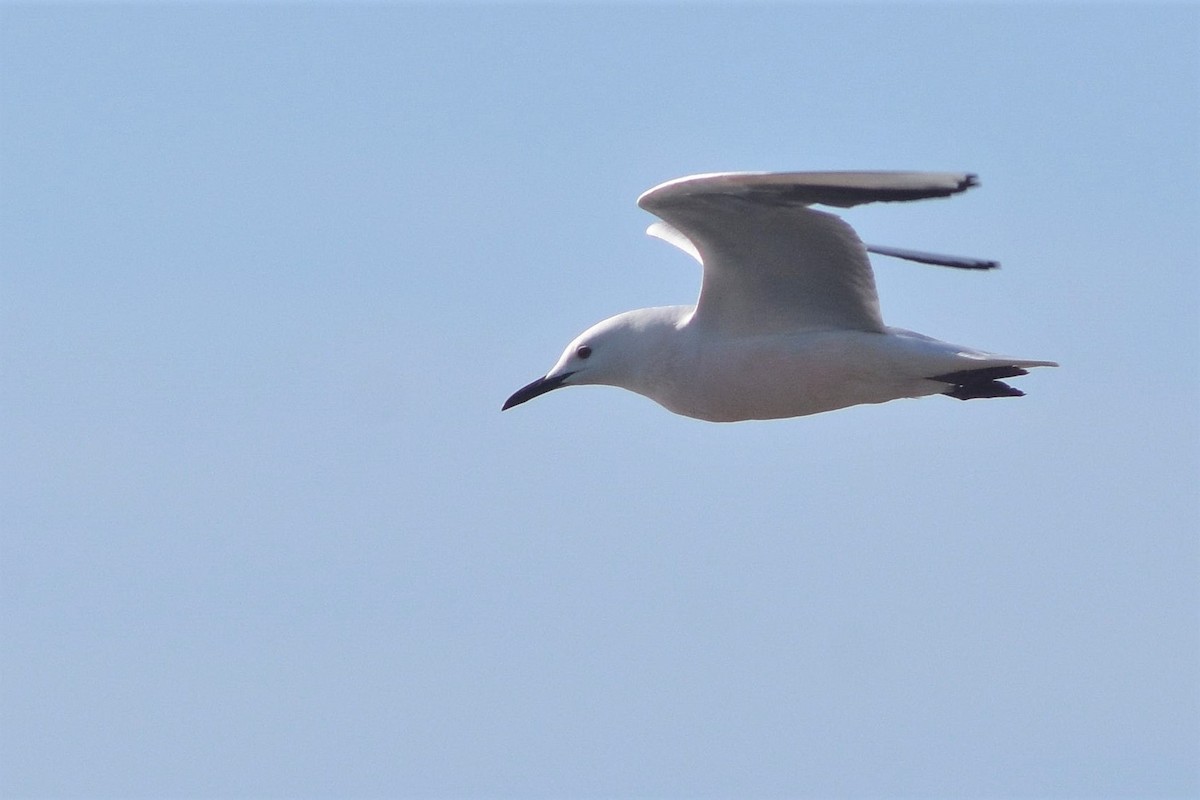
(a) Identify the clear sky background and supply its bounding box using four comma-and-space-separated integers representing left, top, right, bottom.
2, 4, 1197, 798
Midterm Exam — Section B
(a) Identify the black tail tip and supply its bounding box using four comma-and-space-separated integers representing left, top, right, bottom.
931, 366, 1031, 401
943, 380, 1025, 400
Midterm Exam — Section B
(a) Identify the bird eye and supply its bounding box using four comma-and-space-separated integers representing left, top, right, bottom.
576, 345, 592, 360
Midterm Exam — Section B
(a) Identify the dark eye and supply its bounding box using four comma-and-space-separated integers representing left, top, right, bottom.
576, 344, 592, 360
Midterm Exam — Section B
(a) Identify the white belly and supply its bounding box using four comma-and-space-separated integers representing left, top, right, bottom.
641, 329, 965, 422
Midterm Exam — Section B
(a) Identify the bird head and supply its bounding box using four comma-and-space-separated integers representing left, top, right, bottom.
502, 307, 689, 411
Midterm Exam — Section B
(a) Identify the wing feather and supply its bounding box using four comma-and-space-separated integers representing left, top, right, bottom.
645, 220, 702, 263
865, 244, 998, 270
637, 171, 979, 335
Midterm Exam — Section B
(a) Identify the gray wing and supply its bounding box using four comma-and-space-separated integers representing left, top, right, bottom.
865, 244, 998, 270
650, 222, 999, 271
637, 171, 979, 335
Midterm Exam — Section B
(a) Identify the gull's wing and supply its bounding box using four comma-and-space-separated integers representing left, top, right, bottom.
865, 244, 998, 270
646, 220, 702, 263
637, 171, 979, 335
652, 222, 999, 271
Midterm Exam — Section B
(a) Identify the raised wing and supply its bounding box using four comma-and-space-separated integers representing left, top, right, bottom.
865, 244, 998, 270
650, 222, 998, 271
637, 171, 979, 335
645, 220, 702, 263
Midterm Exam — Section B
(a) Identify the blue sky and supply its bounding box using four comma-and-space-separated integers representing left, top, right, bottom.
2, 4, 1197, 798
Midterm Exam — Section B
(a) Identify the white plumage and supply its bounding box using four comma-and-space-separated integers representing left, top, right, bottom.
504, 171, 1056, 422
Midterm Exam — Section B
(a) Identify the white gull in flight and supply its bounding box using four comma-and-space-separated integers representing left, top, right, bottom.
503, 171, 1056, 422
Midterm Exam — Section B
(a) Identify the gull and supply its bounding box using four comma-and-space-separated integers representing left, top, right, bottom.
503, 171, 1056, 422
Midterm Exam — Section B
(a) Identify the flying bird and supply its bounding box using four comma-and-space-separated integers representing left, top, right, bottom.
503, 171, 1056, 422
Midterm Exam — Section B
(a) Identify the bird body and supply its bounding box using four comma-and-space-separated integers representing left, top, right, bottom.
504, 171, 1056, 422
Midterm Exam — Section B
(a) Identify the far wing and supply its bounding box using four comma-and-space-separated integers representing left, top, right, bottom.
646, 220, 702, 263
649, 223, 999, 271
637, 172, 979, 335
865, 244, 998, 270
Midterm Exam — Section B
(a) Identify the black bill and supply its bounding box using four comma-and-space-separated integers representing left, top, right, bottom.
502, 372, 573, 410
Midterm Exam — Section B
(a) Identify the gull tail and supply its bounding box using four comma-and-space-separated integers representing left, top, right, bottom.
930, 365, 1050, 401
